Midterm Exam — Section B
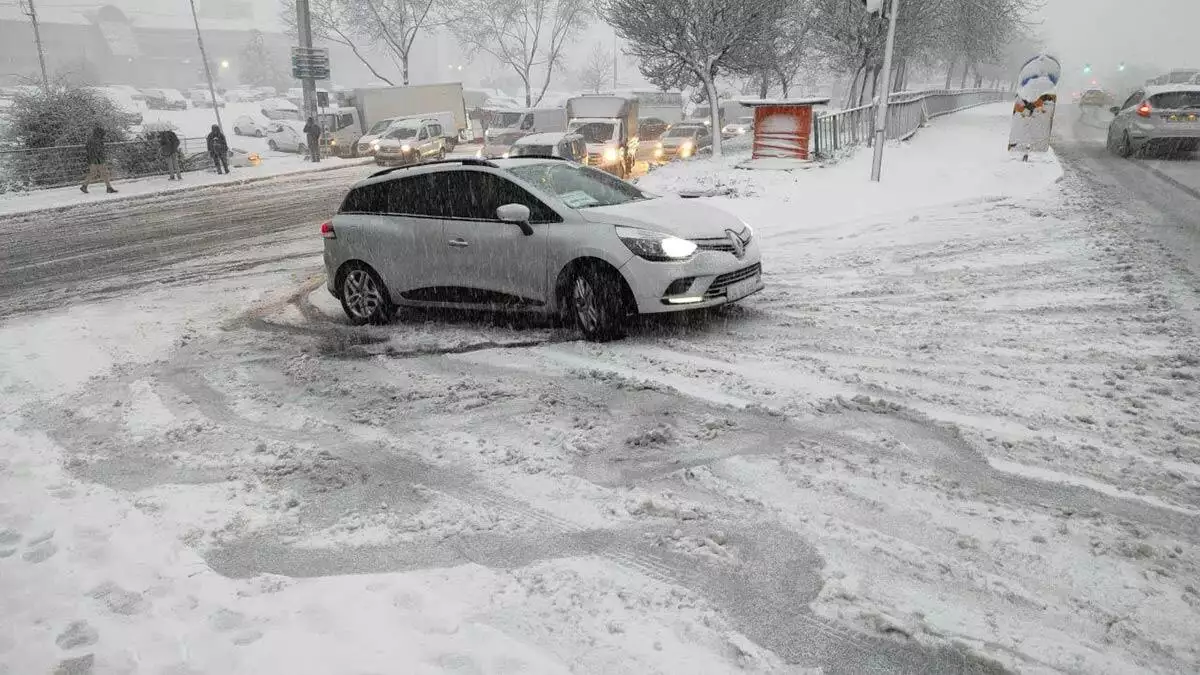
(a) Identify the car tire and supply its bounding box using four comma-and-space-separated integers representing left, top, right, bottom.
268, 140, 278, 151
255, 129, 264, 138
234, 127, 242, 136
338, 263, 393, 326
1117, 131, 1134, 158
570, 263, 628, 342
299, 144, 307, 155
437, 148, 446, 160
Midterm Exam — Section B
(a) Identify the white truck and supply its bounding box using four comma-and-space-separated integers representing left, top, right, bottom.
481, 108, 567, 158
565, 95, 639, 178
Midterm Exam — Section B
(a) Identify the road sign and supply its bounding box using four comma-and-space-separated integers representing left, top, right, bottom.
291, 46, 329, 80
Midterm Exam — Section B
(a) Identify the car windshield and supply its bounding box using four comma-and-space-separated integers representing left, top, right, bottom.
368, 120, 393, 134
665, 127, 699, 138
507, 162, 650, 208
1168, 71, 1199, 84
1151, 92, 1200, 109
386, 126, 419, 140
491, 112, 525, 127
569, 122, 616, 143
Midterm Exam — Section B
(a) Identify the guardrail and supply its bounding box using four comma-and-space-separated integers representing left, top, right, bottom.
812, 89, 1010, 159
0, 136, 209, 193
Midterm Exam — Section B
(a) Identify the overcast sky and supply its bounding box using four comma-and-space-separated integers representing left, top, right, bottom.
1036, 0, 1200, 75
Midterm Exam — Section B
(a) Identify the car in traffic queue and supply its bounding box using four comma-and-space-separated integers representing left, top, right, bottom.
181, 147, 261, 171
654, 124, 713, 163
721, 116, 756, 138
373, 120, 447, 166
507, 132, 588, 163
1107, 84, 1200, 157
260, 98, 300, 121
321, 157, 762, 341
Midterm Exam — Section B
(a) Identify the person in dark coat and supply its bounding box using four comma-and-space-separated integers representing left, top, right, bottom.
159, 129, 182, 180
206, 124, 230, 174
80, 126, 117, 194
302, 116, 322, 162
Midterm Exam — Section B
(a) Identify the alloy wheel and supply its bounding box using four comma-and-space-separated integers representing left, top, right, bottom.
573, 276, 600, 334
343, 269, 384, 320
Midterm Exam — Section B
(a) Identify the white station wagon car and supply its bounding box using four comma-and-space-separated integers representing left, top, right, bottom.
322, 157, 762, 340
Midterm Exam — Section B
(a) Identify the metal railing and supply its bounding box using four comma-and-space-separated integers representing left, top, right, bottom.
812, 89, 1010, 159
0, 136, 209, 193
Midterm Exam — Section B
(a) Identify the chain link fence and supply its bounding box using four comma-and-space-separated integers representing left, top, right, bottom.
812, 89, 1010, 159
0, 136, 209, 193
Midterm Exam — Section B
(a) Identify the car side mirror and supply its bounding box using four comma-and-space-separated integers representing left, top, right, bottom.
1110, 106, 1120, 115
496, 203, 533, 235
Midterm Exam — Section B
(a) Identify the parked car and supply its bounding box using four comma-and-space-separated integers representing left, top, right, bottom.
322, 157, 762, 341
721, 116, 755, 138
654, 124, 713, 162
107, 84, 146, 101
1107, 84, 1200, 157
89, 87, 143, 125
189, 88, 226, 108
233, 114, 270, 137
508, 132, 588, 163
224, 88, 264, 103
374, 120, 447, 166
143, 88, 188, 110
260, 98, 300, 121
356, 111, 460, 157
266, 121, 310, 153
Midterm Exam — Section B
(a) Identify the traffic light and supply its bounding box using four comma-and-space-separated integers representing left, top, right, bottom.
1083, 64, 1092, 74
1118, 63, 1126, 72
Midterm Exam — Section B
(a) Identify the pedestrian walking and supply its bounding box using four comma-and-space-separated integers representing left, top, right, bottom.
206, 124, 230, 174
80, 126, 117, 194
303, 116, 322, 163
160, 129, 182, 180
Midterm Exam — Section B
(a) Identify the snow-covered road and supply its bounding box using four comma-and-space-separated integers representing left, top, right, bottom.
2, 103, 1199, 674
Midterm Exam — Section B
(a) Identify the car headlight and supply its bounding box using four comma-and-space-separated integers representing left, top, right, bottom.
615, 226, 697, 261
502, 151, 510, 158
475, 148, 482, 158
680, 142, 693, 158
654, 147, 663, 157
602, 147, 619, 163
401, 143, 411, 152
371, 140, 380, 149
737, 128, 746, 134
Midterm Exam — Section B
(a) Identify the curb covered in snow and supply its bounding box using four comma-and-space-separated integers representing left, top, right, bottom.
0, 157, 376, 219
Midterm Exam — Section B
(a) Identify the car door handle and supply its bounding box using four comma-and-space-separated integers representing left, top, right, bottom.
447, 238, 470, 248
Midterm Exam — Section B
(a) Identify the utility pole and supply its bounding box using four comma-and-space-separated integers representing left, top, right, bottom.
188, 0, 223, 130
20, 0, 50, 89
612, 34, 618, 91
295, 0, 318, 142
869, 0, 900, 182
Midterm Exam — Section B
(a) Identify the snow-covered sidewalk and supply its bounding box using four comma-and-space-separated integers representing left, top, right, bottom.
2, 103, 1199, 674
0, 154, 374, 218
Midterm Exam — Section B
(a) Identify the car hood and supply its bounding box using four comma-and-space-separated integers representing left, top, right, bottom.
660, 137, 696, 148
578, 198, 744, 238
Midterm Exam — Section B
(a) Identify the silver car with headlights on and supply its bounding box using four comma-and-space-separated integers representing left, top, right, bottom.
322, 157, 762, 341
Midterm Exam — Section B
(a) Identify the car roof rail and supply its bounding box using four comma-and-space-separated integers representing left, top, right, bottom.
369, 157, 498, 178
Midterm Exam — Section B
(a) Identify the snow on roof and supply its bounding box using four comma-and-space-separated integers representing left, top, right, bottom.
513, 132, 579, 145
1145, 83, 1200, 95
736, 98, 833, 107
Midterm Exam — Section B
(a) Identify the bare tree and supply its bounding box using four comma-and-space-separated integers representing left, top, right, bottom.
280, 0, 445, 86
602, 0, 783, 157
578, 43, 614, 93
730, 0, 819, 98
449, 0, 590, 107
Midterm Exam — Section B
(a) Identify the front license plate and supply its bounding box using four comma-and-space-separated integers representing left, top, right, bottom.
725, 275, 760, 301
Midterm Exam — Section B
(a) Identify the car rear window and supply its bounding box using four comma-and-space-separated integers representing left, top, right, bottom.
1150, 92, 1200, 109
512, 144, 554, 156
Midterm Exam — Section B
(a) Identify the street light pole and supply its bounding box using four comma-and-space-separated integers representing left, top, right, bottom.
20, 0, 50, 89
188, 0, 223, 130
869, 0, 900, 182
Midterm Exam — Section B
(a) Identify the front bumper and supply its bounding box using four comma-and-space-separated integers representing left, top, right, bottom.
619, 242, 764, 314
375, 151, 416, 166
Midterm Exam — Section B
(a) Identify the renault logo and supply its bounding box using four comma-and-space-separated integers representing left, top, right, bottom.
726, 229, 746, 259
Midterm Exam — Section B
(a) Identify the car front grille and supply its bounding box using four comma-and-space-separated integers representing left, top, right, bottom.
692, 237, 737, 253
704, 263, 761, 299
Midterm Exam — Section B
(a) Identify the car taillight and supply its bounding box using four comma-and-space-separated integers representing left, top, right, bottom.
320, 222, 336, 239
1137, 102, 1152, 117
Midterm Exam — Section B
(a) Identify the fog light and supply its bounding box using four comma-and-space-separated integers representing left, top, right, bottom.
664, 278, 695, 295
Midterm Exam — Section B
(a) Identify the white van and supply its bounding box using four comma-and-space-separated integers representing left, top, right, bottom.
355, 110, 458, 157
481, 108, 567, 158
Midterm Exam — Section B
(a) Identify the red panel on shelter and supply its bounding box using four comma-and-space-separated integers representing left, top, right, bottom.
752, 106, 813, 160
